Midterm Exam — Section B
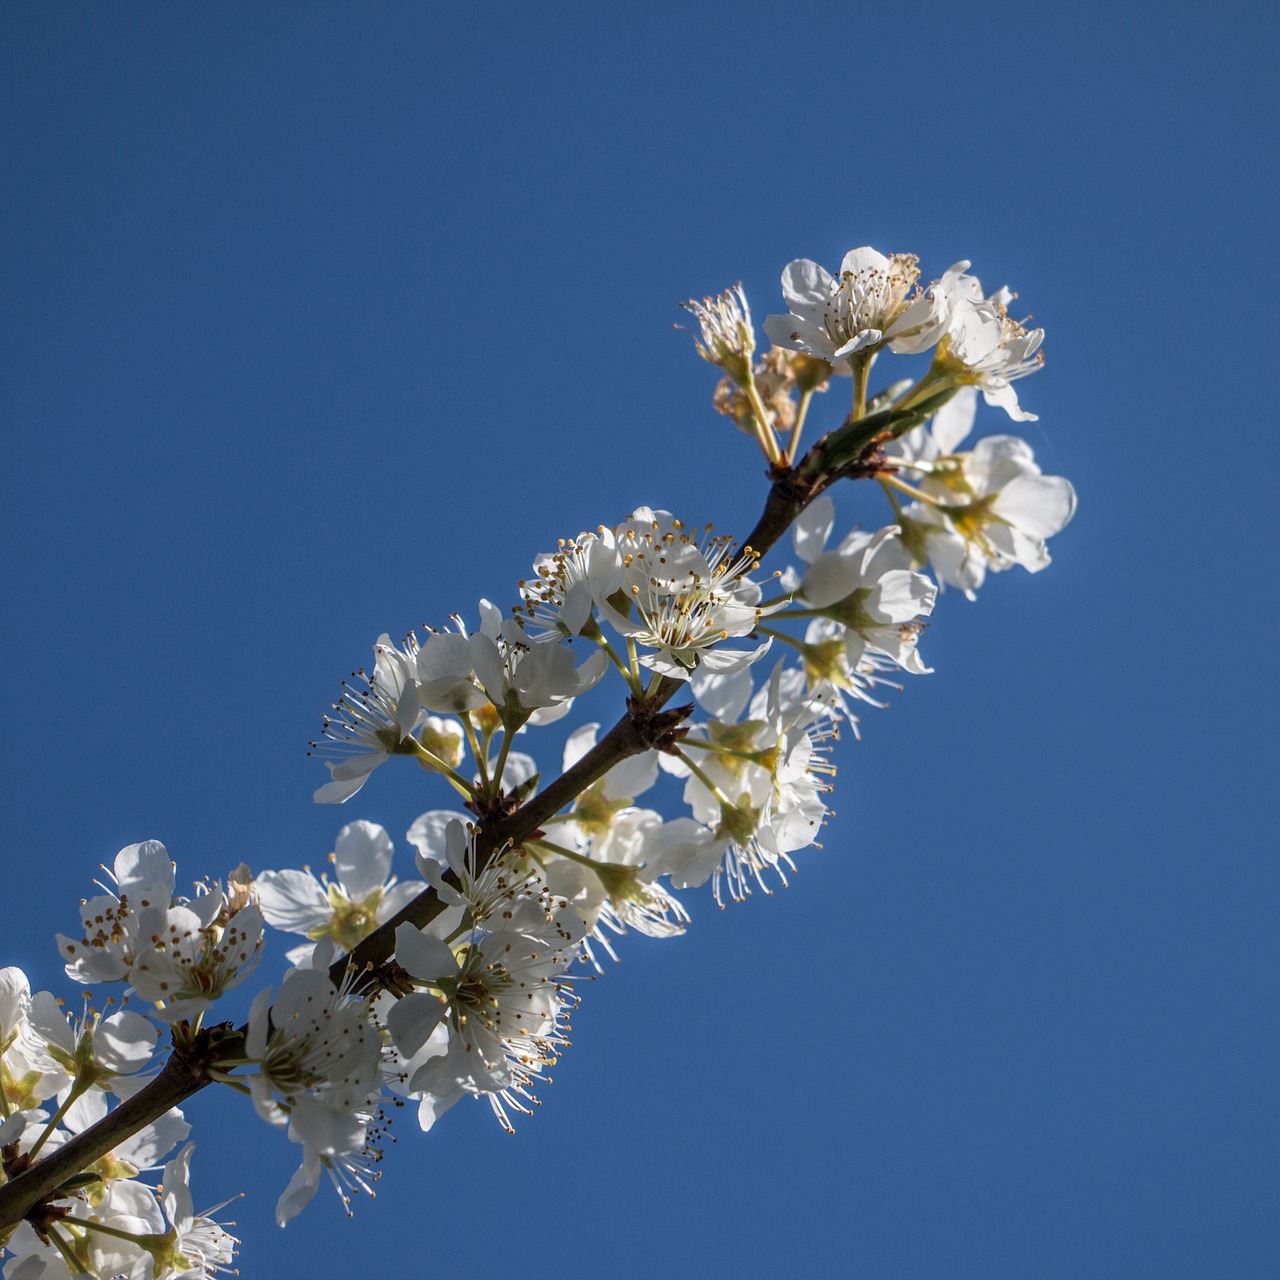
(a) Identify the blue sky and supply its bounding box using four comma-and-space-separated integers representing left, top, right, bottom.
3, 3, 1277, 1277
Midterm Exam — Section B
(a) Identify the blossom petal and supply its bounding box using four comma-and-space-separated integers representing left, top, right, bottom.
993, 475, 1077, 538
256, 870, 331, 934
386, 991, 448, 1058
801, 550, 860, 608
778, 257, 833, 321
868, 570, 937, 624
393, 923, 457, 982
334, 820, 394, 901
791, 495, 835, 564
931, 386, 978, 454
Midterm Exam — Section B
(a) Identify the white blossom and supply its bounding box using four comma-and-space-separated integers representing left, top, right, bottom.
310, 636, 426, 803
243, 967, 381, 1139
784, 502, 937, 674
936, 282, 1045, 421
407, 815, 557, 936
257, 820, 426, 963
899, 436, 1077, 596
764, 247, 965, 369
596, 508, 771, 677
389, 918, 579, 1133
681, 284, 755, 381
517, 528, 621, 640
56, 841, 176, 985
130, 889, 263, 1024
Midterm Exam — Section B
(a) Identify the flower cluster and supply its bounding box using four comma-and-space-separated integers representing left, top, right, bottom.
57, 842, 263, 1026
3, 240, 1075, 1277
1, 966, 236, 1280
379, 819, 580, 1132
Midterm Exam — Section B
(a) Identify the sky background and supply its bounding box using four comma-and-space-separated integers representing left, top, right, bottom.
3, 3, 1278, 1277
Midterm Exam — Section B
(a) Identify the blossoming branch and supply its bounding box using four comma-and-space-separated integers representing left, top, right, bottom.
0, 244, 1075, 1280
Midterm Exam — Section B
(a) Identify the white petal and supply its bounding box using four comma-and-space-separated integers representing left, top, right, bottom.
333, 820, 394, 901
256, 870, 330, 934
830, 330, 882, 360
561, 580, 593, 634
562, 722, 600, 771
93, 1010, 158, 1075
602, 749, 660, 801
690, 665, 754, 722
982, 381, 1037, 422
868, 570, 937, 623
113, 840, 175, 903
386, 992, 448, 1058
276, 1149, 322, 1225
930, 386, 978, 454
313, 757, 382, 805
801, 550, 860, 608
791, 495, 835, 564
393, 923, 457, 982
839, 245, 890, 275
778, 257, 833, 320
763, 312, 838, 362
406, 809, 473, 865
993, 475, 1077, 538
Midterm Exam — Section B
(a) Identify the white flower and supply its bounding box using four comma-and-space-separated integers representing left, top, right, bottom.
56, 841, 176, 985
414, 626, 488, 716
257, 820, 426, 963
19, 998, 158, 1101
530, 725, 687, 962
243, 967, 381, 1132
55, 1090, 191, 1188
937, 286, 1044, 421
389, 920, 578, 1133
517, 527, 621, 640
596, 508, 771, 678
792, 618, 899, 722
465, 601, 608, 724
407, 815, 559, 937
651, 662, 832, 904
785, 502, 937, 674
681, 284, 755, 381
416, 603, 606, 728
275, 1113, 380, 1224
310, 635, 425, 803
0, 967, 63, 1109
553, 722, 660, 854
130, 890, 263, 1024
764, 247, 962, 370
150, 1143, 239, 1277
900, 436, 1077, 596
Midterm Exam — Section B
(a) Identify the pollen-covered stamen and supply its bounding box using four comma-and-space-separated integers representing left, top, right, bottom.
516, 529, 607, 636
712, 798, 799, 908
597, 882, 690, 940
681, 284, 755, 382
824, 253, 921, 348
611, 518, 764, 662
309, 668, 414, 764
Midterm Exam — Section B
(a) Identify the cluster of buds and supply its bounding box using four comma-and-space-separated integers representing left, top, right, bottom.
2, 241, 1075, 1277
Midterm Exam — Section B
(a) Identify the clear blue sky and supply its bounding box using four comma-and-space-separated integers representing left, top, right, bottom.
3, 4, 1276, 1276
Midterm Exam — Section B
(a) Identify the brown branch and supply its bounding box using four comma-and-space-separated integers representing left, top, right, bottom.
1, 409, 888, 1232
0, 1041, 217, 1229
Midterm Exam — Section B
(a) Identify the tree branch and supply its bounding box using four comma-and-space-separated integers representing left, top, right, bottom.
0, 1049, 212, 1229
1, 401, 899, 1231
